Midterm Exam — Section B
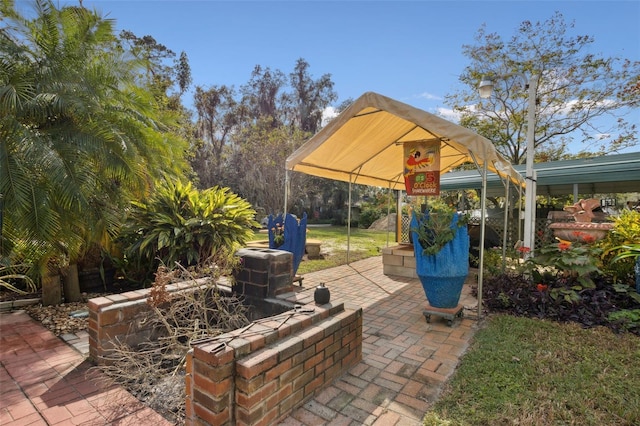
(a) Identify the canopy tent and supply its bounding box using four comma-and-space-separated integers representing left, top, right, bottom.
285, 92, 526, 319
286, 92, 525, 190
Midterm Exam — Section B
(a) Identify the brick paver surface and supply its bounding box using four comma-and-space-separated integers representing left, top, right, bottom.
0, 310, 172, 425
280, 256, 480, 425
1, 256, 480, 425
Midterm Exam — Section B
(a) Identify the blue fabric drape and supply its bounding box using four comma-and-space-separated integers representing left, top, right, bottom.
411, 211, 469, 308
268, 213, 307, 275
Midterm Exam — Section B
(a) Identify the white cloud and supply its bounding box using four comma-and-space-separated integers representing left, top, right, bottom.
321, 106, 338, 126
594, 133, 611, 140
416, 92, 442, 101
437, 107, 461, 122
558, 98, 616, 115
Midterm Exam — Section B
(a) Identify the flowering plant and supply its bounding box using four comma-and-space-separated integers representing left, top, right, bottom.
271, 222, 285, 247
529, 239, 602, 290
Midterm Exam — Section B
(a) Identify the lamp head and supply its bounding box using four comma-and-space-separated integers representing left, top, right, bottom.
478, 78, 494, 99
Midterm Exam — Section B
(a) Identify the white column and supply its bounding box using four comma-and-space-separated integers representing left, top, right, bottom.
523, 75, 539, 254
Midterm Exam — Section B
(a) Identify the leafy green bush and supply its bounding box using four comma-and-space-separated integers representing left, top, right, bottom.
531, 240, 602, 289
358, 205, 383, 229
599, 210, 640, 284
608, 308, 640, 332
117, 180, 258, 284
482, 246, 531, 277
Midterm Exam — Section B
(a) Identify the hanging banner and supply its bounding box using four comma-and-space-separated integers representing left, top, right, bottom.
403, 141, 440, 195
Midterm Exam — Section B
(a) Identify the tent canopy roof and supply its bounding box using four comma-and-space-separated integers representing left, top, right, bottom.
286, 92, 524, 190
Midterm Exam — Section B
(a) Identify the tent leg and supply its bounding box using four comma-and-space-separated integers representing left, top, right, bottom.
396, 189, 402, 244
347, 176, 352, 264
385, 185, 392, 247
284, 170, 289, 214
477, 161, 488, 320
502, 184, 510, 272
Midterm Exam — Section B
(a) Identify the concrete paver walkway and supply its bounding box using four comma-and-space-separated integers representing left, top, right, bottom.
0, 256, 480, 425
279, 257, 480, 425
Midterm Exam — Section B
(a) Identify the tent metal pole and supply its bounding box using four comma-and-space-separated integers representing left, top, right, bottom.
284, 170, 289, 214
518, 184, 523, 243
386, 184, 392, 247
396, 189, 402, 244
477, 161, 488, 320
347, 175, 352, 264
502, 181, 510, 272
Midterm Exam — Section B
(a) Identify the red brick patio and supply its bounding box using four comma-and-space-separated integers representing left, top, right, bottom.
1, 256, 480, 425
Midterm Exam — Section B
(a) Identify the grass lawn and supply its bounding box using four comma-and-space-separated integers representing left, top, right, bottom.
425, 314, 640, 426
253, 225, 395, 275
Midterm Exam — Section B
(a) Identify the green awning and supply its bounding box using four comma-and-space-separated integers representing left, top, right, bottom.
440, 152, 640, 197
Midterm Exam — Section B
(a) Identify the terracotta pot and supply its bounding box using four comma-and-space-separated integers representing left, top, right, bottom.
548, 222, 613, 242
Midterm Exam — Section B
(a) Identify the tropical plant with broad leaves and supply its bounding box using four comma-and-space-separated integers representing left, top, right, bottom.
117, 179, 259, 284
600, 210, 640, 283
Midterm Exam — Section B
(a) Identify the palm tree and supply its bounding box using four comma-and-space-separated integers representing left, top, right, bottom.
0, 0, 189, 281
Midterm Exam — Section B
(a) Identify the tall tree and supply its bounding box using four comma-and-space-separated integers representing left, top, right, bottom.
191, 59, 341, 216
240, 65, 287, 127
225, 118, 307, 214
0, 0, 189, 271
192, 85, 241, 188
118, 30, 192, 111
287, 58, 338, 134
446, 12, 640, 164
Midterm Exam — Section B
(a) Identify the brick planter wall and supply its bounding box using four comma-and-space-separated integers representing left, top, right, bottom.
88, 248, 363, 425
233, 248, 294, 298
185, 302, 362, 426
87, 278, 214, 363
382, 244, 417, 278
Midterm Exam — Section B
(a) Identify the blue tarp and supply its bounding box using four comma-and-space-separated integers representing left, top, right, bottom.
411, 211, 469, 308
268, 213, 307, 275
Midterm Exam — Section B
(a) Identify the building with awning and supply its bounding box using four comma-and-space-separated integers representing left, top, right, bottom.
440, 152, 640, 198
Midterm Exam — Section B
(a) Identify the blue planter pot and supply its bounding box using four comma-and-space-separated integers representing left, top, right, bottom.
268, 213, 307, 276
411, 211, 469, 308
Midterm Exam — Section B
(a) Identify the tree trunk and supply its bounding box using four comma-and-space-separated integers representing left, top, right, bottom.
42, 273, 62, 306
63, 264, 82, 302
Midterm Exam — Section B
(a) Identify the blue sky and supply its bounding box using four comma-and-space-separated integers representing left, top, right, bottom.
42, 1, 640, 152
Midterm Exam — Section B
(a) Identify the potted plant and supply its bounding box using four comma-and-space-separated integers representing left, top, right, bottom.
268, 213, 307, 276
410, 201, 469, 309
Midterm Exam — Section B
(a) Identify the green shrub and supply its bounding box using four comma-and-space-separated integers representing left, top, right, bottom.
599, 210, 640, 284
117, 179, 258, 284
358, 205, 383, 229
532, 240, 602, 289
608, 308, 640, 332
482, 246, 530, 277
411, 201, 469, 256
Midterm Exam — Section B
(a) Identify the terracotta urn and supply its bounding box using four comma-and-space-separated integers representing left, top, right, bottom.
549, 198, 613, 242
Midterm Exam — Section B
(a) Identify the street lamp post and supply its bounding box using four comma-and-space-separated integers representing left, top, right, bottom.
479, 73, 538, 254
